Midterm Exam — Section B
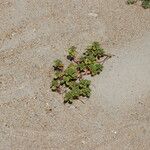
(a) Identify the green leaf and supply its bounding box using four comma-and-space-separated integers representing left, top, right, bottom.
65, 63, 78, 80
85, 42, 104, 58
53, 59, 64, 71
67, 81, 78, 89
88, 63, 103, 76
67, 46, 77, 61
79, 79, 91, 88
126, 0, 150, 9
54, 71, 64, 79
77, 62, 87, 72
80, 87, 91, 98
127, 0, 137, 4
142, 0, 150, 9
64, 87, 80, 103
64, 91, 73, 103
50, 79, 60, 91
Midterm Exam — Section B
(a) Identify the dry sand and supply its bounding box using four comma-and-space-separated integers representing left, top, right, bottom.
0, 0, 150, 150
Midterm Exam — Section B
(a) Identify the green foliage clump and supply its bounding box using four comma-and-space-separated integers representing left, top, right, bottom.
50, 42, 112, 104
64, 79, 91, 104
127, 0, 150, 9
53, 59, 64, 71
67, 46, 77, 61
142, 0, 150, 8
127, 0, 137, 4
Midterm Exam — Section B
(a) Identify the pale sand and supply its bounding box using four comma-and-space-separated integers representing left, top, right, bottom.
0, 0, 150, 149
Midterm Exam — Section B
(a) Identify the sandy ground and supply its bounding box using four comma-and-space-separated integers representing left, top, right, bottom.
0, 0, 150, 150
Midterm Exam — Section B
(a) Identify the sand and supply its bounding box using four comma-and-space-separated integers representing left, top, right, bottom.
0, 0, 150, 149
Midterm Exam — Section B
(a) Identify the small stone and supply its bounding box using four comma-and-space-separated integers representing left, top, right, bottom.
112, 130, 117, 134
88, 13, 98, 17
81, 140, 86, 144
33, 28, 36, 32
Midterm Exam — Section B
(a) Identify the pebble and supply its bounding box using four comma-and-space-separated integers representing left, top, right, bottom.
81, 140, 86, 144
88, 13, 98, 18
112, 130, 117, 134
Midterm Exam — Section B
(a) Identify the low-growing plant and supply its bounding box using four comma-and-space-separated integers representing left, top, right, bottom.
50, 42, 112, 104
127, 0, 150, 9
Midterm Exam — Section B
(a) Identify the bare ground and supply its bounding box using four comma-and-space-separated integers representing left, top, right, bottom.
0, 0, 150, 150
